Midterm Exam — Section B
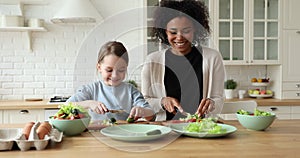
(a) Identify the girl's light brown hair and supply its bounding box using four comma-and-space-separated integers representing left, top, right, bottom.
97, 41, 129, 64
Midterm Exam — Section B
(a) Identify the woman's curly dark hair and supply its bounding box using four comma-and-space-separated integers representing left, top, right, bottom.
151, 0, 210, 46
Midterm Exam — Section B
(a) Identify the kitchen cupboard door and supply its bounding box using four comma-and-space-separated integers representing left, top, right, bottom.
257, 106, 291, 119
217, 0, 248, 64
3, 109, 45, 124
217, 0, 280, 65
283, 0, 300, 29
282, 30, 300, 81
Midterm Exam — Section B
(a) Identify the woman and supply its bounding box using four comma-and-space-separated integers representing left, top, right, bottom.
141, 0, 225, 121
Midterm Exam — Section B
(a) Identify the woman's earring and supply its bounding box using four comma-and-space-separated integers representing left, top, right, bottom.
191, 40, 199, 47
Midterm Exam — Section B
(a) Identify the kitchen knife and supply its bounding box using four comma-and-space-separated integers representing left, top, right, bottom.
108, 109, 126, 114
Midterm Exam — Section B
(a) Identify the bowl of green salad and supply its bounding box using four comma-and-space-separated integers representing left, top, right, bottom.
236, 109, 276, 131
49, 103, 91, 136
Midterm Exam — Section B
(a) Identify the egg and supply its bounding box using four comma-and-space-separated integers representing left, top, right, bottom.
37, 122, 52, 139
22, 122, 35, 140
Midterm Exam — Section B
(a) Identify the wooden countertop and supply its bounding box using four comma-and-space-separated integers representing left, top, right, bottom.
225, 98, 300, 106
0, 98, 299, 110
0, 100, 60, 110
1, 120, 300, 157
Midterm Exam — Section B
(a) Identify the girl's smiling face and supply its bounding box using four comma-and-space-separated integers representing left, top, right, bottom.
97, 54, 127, 86
166, 16, 195, 55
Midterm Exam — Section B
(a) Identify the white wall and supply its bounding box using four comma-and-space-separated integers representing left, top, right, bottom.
0, 0, 277, 100
0, 0, 146, 100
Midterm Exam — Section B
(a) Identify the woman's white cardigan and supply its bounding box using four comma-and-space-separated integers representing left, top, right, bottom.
141, 46, 225, 121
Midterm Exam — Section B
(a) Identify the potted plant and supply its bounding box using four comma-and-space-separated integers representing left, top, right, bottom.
224, 79, 237, 99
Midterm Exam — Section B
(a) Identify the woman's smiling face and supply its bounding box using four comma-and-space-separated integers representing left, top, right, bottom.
97, 54, 127, 86
166, 16, 195, 55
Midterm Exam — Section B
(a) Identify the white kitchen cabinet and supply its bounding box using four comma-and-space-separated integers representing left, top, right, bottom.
3, 109, 45, 124
281, 0, 300, 99
291, 106, 300, 119
282, 82, 300, 99
0, 110, 3, 124
216, 0, 280, 65
257, 106, 291, 119
283, 0, 300, 29
282, 30, 300, 82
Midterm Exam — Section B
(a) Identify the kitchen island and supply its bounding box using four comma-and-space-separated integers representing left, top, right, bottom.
1, 98, 300, 110
0, 120, 299, 158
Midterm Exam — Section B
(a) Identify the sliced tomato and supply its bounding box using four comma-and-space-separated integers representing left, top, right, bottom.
187, 118, 197, 122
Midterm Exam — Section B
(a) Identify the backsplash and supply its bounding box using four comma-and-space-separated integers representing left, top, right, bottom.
0, 1, 281, 100
225, 65, 281, 98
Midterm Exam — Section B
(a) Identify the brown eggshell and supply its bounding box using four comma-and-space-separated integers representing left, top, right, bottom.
22, 122, 35, 140
37, 126, 49, 139
39, 122, 52, 132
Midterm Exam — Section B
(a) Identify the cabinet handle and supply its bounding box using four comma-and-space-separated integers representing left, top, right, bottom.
270, 107, 277, 111
296, 84, 300, 88
19, 109, 29, 114
296, 93, 300, 97
297, 31, 300, 34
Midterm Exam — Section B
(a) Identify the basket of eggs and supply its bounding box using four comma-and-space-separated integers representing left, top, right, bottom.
0, 121, 63, 151
16, 121, 63, 151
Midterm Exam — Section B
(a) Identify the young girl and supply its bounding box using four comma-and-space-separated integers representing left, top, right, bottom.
67, 41, 155, 121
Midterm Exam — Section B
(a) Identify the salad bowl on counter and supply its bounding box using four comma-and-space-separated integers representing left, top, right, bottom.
49, 103, 91, 136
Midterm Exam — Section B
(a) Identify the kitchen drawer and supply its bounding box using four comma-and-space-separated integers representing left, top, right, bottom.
291, 106, 300, 119
291, 113, 300, 119
291, 106, 300, 112
282, 91, 300, 99
3, 109, 45, 124
282, 82, 300, 91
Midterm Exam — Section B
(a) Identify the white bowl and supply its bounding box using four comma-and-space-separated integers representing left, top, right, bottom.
236, 113, 276, 131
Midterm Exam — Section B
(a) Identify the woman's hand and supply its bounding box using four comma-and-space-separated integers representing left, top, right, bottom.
128, 107, 154, 121
161, 97, 184, 114
196, 98, 215, 117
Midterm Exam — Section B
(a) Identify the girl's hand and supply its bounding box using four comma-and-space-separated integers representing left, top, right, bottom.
128, 107, 154, 121
195, 98, 215, 117
78, 100, 108, 114
161, 97, 184, 114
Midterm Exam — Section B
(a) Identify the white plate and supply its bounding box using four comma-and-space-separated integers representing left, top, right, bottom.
169, 123, 237, 138
100, 124, 172, 142
249, 94, 273, 98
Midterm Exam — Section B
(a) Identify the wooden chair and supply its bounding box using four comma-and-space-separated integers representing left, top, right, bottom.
219, 100, 258, 120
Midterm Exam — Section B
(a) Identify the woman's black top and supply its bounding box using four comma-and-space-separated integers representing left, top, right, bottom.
164, 46, 203, 120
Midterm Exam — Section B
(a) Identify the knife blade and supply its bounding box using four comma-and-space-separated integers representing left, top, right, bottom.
108, 109, 126, 114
